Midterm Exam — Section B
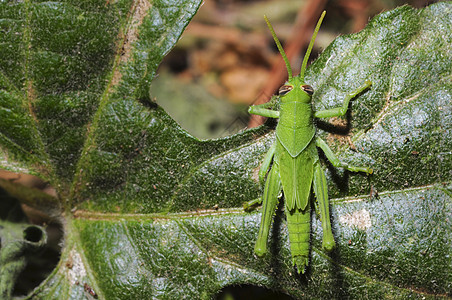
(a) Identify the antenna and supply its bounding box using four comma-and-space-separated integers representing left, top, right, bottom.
265, 15, 293, 80
299, 11, 326, 79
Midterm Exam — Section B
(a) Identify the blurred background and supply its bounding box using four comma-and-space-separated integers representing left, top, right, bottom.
151, 0, 441, 140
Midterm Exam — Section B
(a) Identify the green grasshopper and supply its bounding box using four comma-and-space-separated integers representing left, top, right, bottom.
246, 11, 372, 274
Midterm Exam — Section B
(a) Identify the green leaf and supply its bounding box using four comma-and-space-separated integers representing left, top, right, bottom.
1, 2, 451, 299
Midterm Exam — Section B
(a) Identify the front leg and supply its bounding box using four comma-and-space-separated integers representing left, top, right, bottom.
316, 137, 373, 174
314, 80, 371, 119
248, 96, 280, 119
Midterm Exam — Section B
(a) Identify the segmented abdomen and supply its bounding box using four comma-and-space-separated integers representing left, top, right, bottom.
285, 202, 311, 269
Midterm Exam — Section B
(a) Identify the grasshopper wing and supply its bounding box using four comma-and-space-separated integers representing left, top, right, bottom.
277, 141, 314, 211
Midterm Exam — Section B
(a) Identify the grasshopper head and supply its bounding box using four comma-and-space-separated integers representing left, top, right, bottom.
265, 11, 325, 102
277, 76, 314, 103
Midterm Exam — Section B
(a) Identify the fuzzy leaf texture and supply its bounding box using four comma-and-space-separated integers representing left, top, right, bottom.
0, 1, 451, 299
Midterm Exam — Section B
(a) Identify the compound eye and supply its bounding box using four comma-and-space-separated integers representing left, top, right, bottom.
278, 85, 293, 96
301, 84, 314, 95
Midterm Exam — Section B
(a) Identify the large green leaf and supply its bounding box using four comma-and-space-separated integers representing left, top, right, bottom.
0, 2, 451, 299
